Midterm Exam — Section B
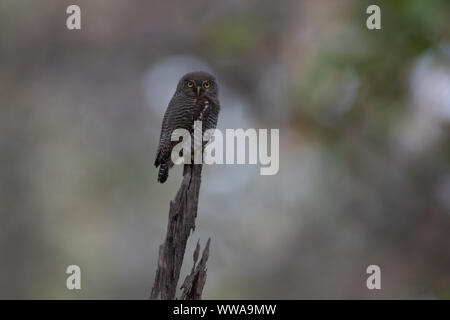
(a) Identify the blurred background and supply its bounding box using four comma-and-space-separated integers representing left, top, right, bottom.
1, 0, 449, 299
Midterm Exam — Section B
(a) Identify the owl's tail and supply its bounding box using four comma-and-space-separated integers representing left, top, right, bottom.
157, 163, 169, 183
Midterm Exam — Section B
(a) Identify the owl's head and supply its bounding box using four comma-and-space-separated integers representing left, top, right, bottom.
177, 71, 218, 99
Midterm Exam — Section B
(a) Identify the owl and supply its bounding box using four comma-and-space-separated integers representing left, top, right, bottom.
154, 71, 220, 183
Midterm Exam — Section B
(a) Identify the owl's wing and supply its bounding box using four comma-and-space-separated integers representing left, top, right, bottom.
154, 98, 177, 167
155, 95, 193, 167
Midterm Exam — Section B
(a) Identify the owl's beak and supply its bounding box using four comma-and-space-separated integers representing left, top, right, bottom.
196, 87, 201, 96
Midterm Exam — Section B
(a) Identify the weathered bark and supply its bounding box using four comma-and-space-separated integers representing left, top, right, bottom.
180, 238, 210, 300
150, 164, 210, 300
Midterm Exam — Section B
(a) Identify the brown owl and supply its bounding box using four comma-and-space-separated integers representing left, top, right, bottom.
154, 71, 220, 183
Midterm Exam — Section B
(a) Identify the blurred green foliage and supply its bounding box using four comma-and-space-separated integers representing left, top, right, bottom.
208, 17, 263, 54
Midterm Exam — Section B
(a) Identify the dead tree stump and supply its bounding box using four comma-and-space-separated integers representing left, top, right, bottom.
150, 164, 210, 300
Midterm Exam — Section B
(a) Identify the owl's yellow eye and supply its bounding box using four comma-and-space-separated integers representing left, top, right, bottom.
203, 82, 211, 89
187, 81, 194, 88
